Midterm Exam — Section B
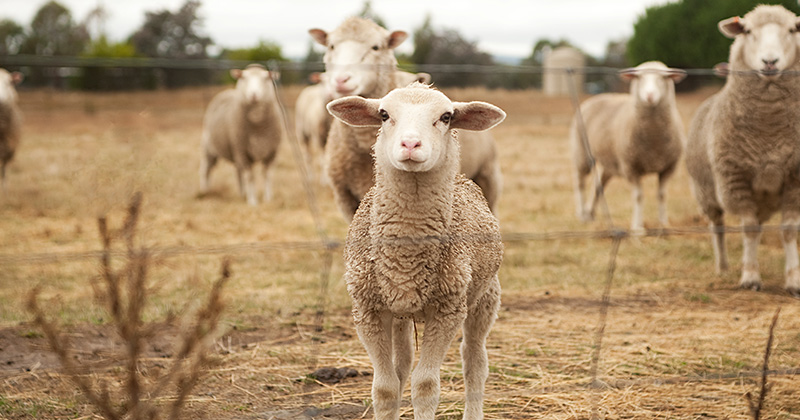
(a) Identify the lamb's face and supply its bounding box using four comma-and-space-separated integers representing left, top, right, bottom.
231, 66, 277, 104
619, 62, 686, 107
309, 18, 407, 99
0, 69, 22, 104
326, 84, 507, 174
719, 5, 800, 79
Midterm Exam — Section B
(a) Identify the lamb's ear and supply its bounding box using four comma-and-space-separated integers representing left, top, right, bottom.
269, 71, 281, 81
665, 68, 687, 83
415, 72, 432, 84
618, 68, 638, 82
719, 16, 744, 39
230, 69, 242, 79
796, 16, 800, 33
11, 71, 23, 85
327, 96, 382, 127
309, 28, 328, 46
713, 62, 729, 77
451, 101, 506, 131
387, 31, 408, 49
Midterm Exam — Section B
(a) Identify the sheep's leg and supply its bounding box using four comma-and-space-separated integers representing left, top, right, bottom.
393, 318, 413, 400
199, 153, 217, 195
237, 165, 258, 206
461, 279, 500, 420
630, 178, 645, 233
472, 163, 501, 215
261, 152, 277, 202
740, 214, 762, 291
709, 210, 728, 274
586, 167, 611, 221
411, 310, 463, 420
358, 311, 401, 419
573, 168, 588, 221
657, 171, 671, 227
780, 210, 800, 296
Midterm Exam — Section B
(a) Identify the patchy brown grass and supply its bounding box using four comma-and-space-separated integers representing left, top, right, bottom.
1, 84, 799, 419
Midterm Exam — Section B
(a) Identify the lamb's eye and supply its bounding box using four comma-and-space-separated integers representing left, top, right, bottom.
329, 44, 335, 51
440, 112, 452, 124
379, 109, 389, 122
791, 28, 797, 34
372, 45, 380, 51
744, 29, 751, 35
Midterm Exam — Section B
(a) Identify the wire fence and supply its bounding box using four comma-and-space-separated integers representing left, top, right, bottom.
2, 59, 796, 418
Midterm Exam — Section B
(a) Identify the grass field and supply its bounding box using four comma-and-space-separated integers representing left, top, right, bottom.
1, 83, 799, 419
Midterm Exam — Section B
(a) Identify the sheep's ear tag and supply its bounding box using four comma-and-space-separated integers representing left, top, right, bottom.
618, 68, 638, 82
719, 16, 744, 39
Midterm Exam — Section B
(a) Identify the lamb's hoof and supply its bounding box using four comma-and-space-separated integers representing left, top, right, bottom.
739, 270, 762, 291
579, 212, 594, 223
785, 267, 800, 297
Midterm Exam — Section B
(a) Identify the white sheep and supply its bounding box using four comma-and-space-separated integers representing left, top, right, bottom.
199, 64, 284, 205
571, 61, 687, 231
294, 71, 431, 184
310, 17, 502, 219
0, 68, 23, 191
685, 5, 800, 296
294, 72, 333, 183
328, 83, 506, 420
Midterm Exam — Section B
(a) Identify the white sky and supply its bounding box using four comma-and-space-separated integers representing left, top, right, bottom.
0, 0, 675, 60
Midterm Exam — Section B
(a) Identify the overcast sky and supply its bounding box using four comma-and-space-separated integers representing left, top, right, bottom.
0, 0, 675, 60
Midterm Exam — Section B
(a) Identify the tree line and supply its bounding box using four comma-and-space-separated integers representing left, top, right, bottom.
0, 0, 796, 91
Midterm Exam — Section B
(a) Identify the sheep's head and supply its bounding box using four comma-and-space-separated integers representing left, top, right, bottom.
327, 84, 505, 173
0, 69, 23, 104
309, 17, 407, 99
230, 64, 278, 104
619, 61, 685, 107
719, 5, 800, 79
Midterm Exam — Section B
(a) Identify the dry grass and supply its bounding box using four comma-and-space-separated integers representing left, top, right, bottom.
1, 83, 799, 419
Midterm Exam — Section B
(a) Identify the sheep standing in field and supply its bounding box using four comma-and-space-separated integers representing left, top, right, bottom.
295, 72, 333, 182
571, 61, 687, 231
685, 5, 800, 295
328, 83, 505, 420
0, 69, 23, 191
310, 18, 502, 220
199, 64, 284, 205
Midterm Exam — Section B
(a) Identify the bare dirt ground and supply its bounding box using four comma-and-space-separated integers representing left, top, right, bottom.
1, 83, 799, 419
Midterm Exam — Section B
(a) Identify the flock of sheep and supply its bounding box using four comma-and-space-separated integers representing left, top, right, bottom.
2, 4, 800, 419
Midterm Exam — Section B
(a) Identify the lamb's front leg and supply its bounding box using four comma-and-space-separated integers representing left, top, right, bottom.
393, 318, 413, 400
781, 210, 800, 297
411, 307, 464, 420
356, 310, 401, 419
461, 279, 500, 420
740, 213, 762, 291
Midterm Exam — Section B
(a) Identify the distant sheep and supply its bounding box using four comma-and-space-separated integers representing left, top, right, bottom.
686, 5, 800, 296
294, 72, 333, 182
328, 83, 505, 420
571, 61, 686, 231
0, 68, 23, 191
199, 64, 284, 205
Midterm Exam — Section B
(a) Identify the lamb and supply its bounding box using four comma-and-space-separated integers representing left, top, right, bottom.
294, 71, 430, 183
685, 5, 800, 296
199, 64, 284, 205
0, 68, 23, 191
294, 72, 333, 182
310, 17, 502, 220
571, 61, 687, 231
328, 83, 505, 420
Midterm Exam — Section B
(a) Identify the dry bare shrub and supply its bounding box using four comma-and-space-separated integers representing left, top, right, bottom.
27, 192, 231, 420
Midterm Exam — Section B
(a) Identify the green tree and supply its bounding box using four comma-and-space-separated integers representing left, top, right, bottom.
0, 19, 24, 55
223, 40, 284, 62
129, 0, 212, 59
21, 1, 88, 56
406, 17, 494, 87
628, 0, 800, 71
